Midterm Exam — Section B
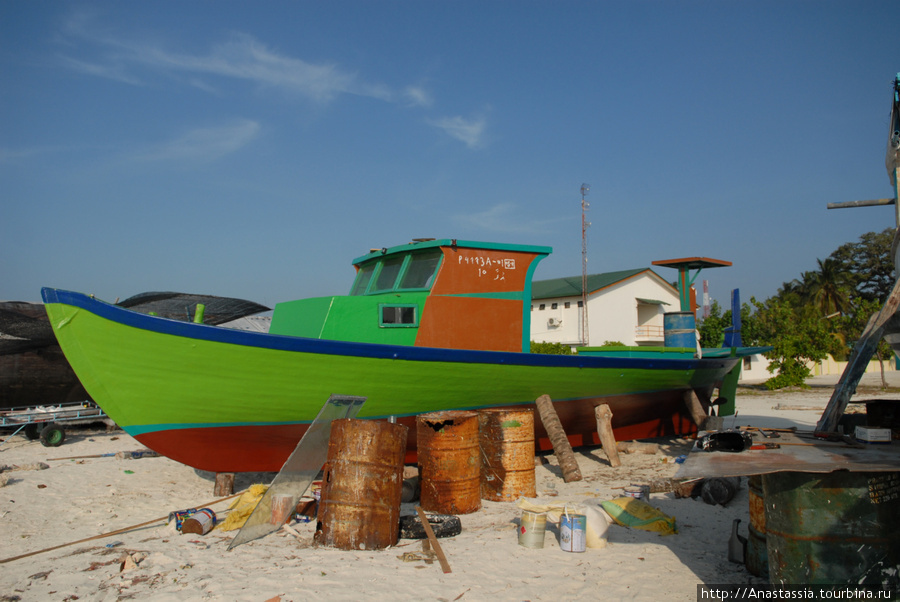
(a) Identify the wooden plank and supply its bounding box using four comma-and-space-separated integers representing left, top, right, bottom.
416, 506, 451, 574
826, 198, 895, 210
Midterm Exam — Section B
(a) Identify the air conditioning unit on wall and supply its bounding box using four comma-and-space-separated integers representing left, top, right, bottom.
548, 317, 562, 327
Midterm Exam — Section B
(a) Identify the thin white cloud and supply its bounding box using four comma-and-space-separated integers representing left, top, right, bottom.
59, 14, 406, 104
59, 55, 145, 86
404, 85, 433, 108
134, 119, 260, 163
453, 202, 568, 234
137, 33, 366, 102
428, 115, 486, 149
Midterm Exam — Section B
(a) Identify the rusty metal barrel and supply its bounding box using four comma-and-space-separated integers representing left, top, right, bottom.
762, 470, 900, 584
417, 410, 481, 514
314, 418, 408, 550
478, 408, 536, 502
745, 475, 768, 579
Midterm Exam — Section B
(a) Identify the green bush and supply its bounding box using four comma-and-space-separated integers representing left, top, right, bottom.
530, 341, 573, 355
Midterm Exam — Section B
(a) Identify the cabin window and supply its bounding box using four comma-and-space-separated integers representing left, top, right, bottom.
399, 250, 442, 290
373, 256, 405, 292
380, 304, 418, 327
351, 264, 376, 295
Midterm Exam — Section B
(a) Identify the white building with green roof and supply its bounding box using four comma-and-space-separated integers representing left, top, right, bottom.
530, 268, 680, 348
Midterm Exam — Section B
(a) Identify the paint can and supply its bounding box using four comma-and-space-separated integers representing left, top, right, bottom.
181, 508, 216, 535
623, 485, 643, 499
314, 418, 408, 550
478, 408, 536, 502
559, 511, 587, 553
417, 411, 482, 514
168, 508, 198, 530
518, 510, 547, 549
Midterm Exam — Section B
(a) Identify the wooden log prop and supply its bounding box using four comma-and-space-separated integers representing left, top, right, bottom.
594, 404, 621, 468
214, 473, 235, 496
682, 389, 708, 428
534, 394, 582, 482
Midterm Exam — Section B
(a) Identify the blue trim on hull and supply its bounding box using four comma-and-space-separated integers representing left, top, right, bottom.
41, 287, 736, 372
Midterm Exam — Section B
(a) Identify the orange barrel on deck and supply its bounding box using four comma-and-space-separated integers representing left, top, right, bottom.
417, 410, 482, 514
745, 475, 768, 579
478, 408, 536, 502
314, 418, 408, 550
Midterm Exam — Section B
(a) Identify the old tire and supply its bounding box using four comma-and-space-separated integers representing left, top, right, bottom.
398, 513, 462, 540
40, 424, 66, 447
23, 423, 41, 440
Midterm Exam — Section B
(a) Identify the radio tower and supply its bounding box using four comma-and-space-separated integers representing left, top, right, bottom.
580, 183, 591, 346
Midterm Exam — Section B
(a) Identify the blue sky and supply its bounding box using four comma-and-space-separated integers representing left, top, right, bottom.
2, 1, 898, 311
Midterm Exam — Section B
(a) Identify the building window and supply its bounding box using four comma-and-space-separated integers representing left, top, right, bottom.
551, 303, 558, 310
577, 301, 583, 308
539, 304, 546, 310
564, 302, 570, 309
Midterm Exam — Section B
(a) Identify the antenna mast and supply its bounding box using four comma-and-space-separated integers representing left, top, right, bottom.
580, 183, 591, 346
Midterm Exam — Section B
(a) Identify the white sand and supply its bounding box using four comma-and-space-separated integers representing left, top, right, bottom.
1, 376, 896, 601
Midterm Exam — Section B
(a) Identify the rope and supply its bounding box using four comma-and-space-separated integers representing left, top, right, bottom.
0, 490, 245, 564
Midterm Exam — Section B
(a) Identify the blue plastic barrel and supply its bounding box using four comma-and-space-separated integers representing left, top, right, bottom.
663, 312, 696, 348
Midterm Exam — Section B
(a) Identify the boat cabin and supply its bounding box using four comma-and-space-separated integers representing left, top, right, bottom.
269, 239, 551, 352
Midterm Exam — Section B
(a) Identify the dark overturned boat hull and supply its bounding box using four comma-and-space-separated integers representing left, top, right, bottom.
1, 293, 269, 410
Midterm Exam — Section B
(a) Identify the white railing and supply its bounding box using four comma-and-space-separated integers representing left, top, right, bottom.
635, 325, 664, 339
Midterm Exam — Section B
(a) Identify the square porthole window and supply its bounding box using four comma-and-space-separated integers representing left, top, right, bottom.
380, 305, 418, 327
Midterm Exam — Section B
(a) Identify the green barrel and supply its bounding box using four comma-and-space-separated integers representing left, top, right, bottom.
663, 312, 696, 348
745, 475, 768, 579
762, 471, 900, 585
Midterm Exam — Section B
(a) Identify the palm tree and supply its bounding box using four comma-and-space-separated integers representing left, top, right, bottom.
803, 258, 852, 317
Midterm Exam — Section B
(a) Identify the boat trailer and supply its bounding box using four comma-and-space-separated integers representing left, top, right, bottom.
0, 401, 111, 448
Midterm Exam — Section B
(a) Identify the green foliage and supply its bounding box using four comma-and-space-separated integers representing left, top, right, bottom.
530, 341, 573, 355
750, 296, 840, 389
756, 229, 895, 388
599, 340, 625, 347
829, 228, 894, 302
838, 297, 893, 365
698, 300, 727, 348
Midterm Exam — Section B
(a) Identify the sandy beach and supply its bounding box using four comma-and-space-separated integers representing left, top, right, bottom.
2, 374, 897, 602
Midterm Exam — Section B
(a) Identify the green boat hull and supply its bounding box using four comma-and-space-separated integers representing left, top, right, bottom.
43, 288, 739, 472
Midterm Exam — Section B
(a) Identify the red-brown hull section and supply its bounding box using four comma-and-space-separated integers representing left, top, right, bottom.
135, 390, 698, 473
